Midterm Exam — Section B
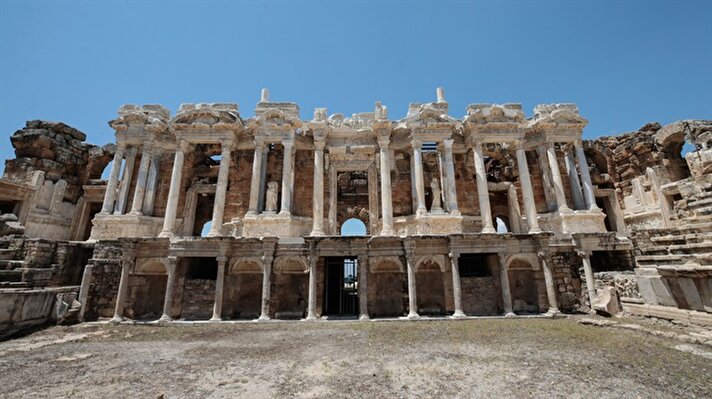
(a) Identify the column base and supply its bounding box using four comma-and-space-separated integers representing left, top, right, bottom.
278, 210, 291, 217
310, 229, 325, 236
415, 208, 427, 216
359, 314, 370, 321
481, 226, 497, 234
128, 210, 143, 216
109, 316, 123, 324
305, 314, 319, 321
207, 229, 223, 238
158, 230, 174, 238
406, 312, 420, 320
380, 228, 396, 236
450, 210, 461, 216
546, 308, 561, 317
451, 310, 466, 319
258, 314, 271, 321
158, 314, 172, 323
209, 316, 222, 322
504, 312, 516, 318
528, 228, 542, 234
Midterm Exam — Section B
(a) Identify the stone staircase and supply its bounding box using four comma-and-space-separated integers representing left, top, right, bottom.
0, 237, 56, 289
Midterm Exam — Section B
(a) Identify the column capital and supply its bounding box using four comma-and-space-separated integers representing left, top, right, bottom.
179, 140, 192, 153
282, 138, 295, 148
219, 139, 233, 151
536, 251, 548, 260
576, 249, 592, 258
126, 146, 138, 156
314, 139, 326, 151
448, 251, 460, 260
411, 139, 423, 150
116, 142, 127, 152
142, 140, 155, 152
216, 255, 229, 265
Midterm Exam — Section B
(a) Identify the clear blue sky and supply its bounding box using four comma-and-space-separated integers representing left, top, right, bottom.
1, 0, 711, 166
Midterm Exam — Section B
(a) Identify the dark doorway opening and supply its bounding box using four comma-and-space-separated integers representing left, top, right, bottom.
324, 257, 359, 316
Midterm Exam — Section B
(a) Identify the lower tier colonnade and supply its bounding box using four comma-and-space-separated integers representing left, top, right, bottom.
103, 233, 621, 323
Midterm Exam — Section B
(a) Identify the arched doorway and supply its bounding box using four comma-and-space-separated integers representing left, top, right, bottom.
506, 256, 545, 314
341, 218, 367, 236
126, 260, 167, 320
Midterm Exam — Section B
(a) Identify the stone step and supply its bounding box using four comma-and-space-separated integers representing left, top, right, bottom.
635, 254, 688, 264
0, 281, 31, 289
668, 242, 712, 255
650, 232, 712, 245
0, 249, 17, 260
0, 259, 25, 270
687, 197, 712, 209
0, 270, 23, 282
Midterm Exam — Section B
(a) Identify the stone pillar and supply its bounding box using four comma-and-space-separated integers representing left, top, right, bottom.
306, 251, 318, 320
311, 141, 325, 236
129, 143, 153, 215
208, 142, 232, 237
78, 264, 93, 322
159, 256, 177, 322
498, 254, 515, 317
405, 248, 419, 319
412, 141, 427, 215
210, 255, 228, 321
546, 144, 571, 212
564, 148, 585, 210
279, 139, 295, 216
358, 254, 369, 320
142, 151, 161, 216
159, 142, 189, 238
577, 250, 596, 313
507, 184, 523, 234
110, 257, 133, 323
259, 255, 273, 320
258, 145, 269, 212
378, 135, 395, 235
247, 141, 265, 215
473, 142, 496, 233
574, 141, 599, 211
515, 148, 541, 233
114, 147, 137, 215
328, 163, 338, 234
100, 144, 125, 214
536, 145, 557, 212
442, 139, 460, 215
449, 252, 465, 318
538, 252, 560, 315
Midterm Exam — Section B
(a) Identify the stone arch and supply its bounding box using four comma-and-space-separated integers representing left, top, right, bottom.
415, 255, 448, 315
370, 256, 405, 273
225, 257, 263, 319
368, 256, 406, 318
583, 146, 615, 188
414, 255, 447, 273
504, 254, 544, 314
273, 255, 308, 274
134, 258, 168, 274
655, 125, 692, 181
340, 217, 367, 236
229, 257, 263, 274
127, 258, 168, 320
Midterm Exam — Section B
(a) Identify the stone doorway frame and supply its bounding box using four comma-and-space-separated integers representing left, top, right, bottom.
327, 156, 379, 235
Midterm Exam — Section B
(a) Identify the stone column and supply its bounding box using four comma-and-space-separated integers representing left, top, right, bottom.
159, 256, 177, 322
110, 256, 133, 323
358, 254, 369, 320
473, 142, 496, 233
100, 144, 126, 214
142, 150, 161, 216
208, 142, 232, 237
536, 145, 557, 211
311, 141, 325, 235
247, 141, 265, 215
574, 141, 599, 211
129, 143, 153, 215
507, 184, 523, 234
306, 251, 318, 320
412, 140, 427, 215
259, 255, 273, 320
210, 255, 228, 321
114, 147, 137, 215
328, 163, 338, 234
538, 252, 560, 315
405, 248, 419, 319
442, 139, 460, 215
515, 148, 541, 233
258, 145, 269, 212
498, 254, 515, 317
564, 148, 585, 210
378, 135, 395, 235
279, 139, 295, 216
577, 250, 596, 314
449, 252, 465, 318
545, 144, 571, 212
159, 142, 189, 238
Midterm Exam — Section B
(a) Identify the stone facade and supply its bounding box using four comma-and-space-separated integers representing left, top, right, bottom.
0, 88, 709, 331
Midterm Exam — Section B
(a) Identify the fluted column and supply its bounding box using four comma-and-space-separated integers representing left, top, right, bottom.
306, 246, 318, 320
450, 252, 465, 318
574, 141, 599, 210
358, 254, 369, 320
311, 140, 325, 236
100, 144, 126, 214
110, 255, 133, 323
442, 139, 460, 215
473, 141, 495, 233
114, 147, 137, 215
515, 147, 541, 233
279, 139, 295, 216
499, 254, 515, 317
129, 143, 153, 215
259, 255, 273, 320
546, 144, 571, 212
577, 250, 596, 314
406, 253, 419, 319
378, 135, 395, 235
210, 255, 228, 321
538, 252, 560, 315
142, 150, 161, 216
159, 256, 177, 322
208, 142, 232, 237
412, 140, 427, 215
564, 148, 585, 210
159, 142, 189, 238
247, 141, 265, 215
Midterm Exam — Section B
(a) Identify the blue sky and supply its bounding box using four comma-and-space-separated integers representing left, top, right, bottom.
1, 0, 711, 167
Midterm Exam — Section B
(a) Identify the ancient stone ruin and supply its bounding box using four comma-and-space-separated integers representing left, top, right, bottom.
1, 88, 710, 337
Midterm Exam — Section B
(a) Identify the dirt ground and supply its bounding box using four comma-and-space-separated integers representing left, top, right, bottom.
0, 317, 710, 398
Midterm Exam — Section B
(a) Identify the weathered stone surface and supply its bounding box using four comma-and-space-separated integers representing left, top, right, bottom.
593, 286, 622, 317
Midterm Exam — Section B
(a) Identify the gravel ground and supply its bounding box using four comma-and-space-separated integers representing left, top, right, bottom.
0, 317, 710, 398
